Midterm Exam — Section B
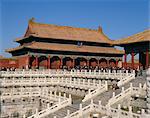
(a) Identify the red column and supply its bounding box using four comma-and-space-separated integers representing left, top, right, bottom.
139, 52, 141, 70
124, 53, 127, 68
27, 55, 30, 69
60, 57, 63, 69
35, 56, 38, 68
139, 62, 141, 70
146, 49, 149, 68
97, 60, 99, 67
72, 58, 75, 68
131, 51, 134, 69
116, 59, 118, 67
47, 56, 50, 69
107, 60, 109, 68
87, 60, 89, 67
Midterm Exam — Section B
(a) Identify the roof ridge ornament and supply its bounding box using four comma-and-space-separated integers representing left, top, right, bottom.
29, 17, 35, 23
98, 26, 103, 33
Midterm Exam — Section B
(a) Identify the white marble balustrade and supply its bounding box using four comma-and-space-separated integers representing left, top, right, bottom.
107, 83, 146, 106
64, 99, 150, 118
27, 94, 72, 118
1, 86, 68, 102
1, 77, 103, 90
82, 81, 108, 102
0, 69, 134, 80
146, 68, 150, 114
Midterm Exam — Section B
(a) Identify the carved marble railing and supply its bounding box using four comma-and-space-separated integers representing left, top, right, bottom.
63, 82, 147, 118
117, 70, 135, 87
1, 87, 41, 100
146, 68, 150, 114
107, 83, 146, 106
0, 69, 134, 80
1, 87, 68, 102
82, 81, 108, 102
0, 69, 135, 89
1, 85, 72, 118
0, 69, 137, 118
27, 94, 72, 118
0, 77, 102, 90
64, 99, 150, 118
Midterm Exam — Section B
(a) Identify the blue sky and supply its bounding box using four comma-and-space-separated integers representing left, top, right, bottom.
0, 0, 149, 57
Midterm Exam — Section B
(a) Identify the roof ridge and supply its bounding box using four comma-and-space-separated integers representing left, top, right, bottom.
113, 29, 150, 45
116, 29, 150, 41
18, 18, 113, 44
29, 20, 99, 32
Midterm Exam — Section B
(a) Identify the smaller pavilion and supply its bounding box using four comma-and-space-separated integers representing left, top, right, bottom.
114, 29, 150, 70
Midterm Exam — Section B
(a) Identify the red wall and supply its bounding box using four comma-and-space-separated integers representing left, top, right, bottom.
122, 62, 139, 69
0, 59, 18, 68
0, 55, 140, 70
18, 56, 29, 69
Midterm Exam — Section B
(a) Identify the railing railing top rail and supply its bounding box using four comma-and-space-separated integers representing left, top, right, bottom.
0, 69, 134, 79
64, 99, 150, 118
107, 83, 146, 106
27, 94, 72, 118
0, 77, 103, 90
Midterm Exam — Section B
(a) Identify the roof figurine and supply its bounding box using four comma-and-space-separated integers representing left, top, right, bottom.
29, 17, 35, 23
98, 25, 103, 33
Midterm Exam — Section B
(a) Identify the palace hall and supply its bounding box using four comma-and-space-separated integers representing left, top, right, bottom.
5, 19, 124, 69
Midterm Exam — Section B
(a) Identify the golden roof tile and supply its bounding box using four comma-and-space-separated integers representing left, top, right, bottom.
6, 42, 124, 54
113, 29, 150, 45
16, 19, 113, 44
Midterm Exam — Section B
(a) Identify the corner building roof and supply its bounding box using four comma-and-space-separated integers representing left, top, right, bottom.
113, 29, 150, 45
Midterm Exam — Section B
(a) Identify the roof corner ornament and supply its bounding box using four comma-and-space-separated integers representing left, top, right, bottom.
29, 17, 35, 23
98, 25, 103, 33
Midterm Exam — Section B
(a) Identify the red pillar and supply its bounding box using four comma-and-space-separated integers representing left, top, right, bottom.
146, 49, 149, 68
47, 56, 50, 69
139, 62, 141, 70
97, 60, 99, 67
124, 53, 127, 68
72, 58, 75, 68
60, 57, 63, 69
35, 56, 38, 68
131, 51, 134, 69
87, 60, 89, 67
27, 55, 30, 69
116, 59, 118, 67
139, 52, 141, 70
107, 60, 109, 68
